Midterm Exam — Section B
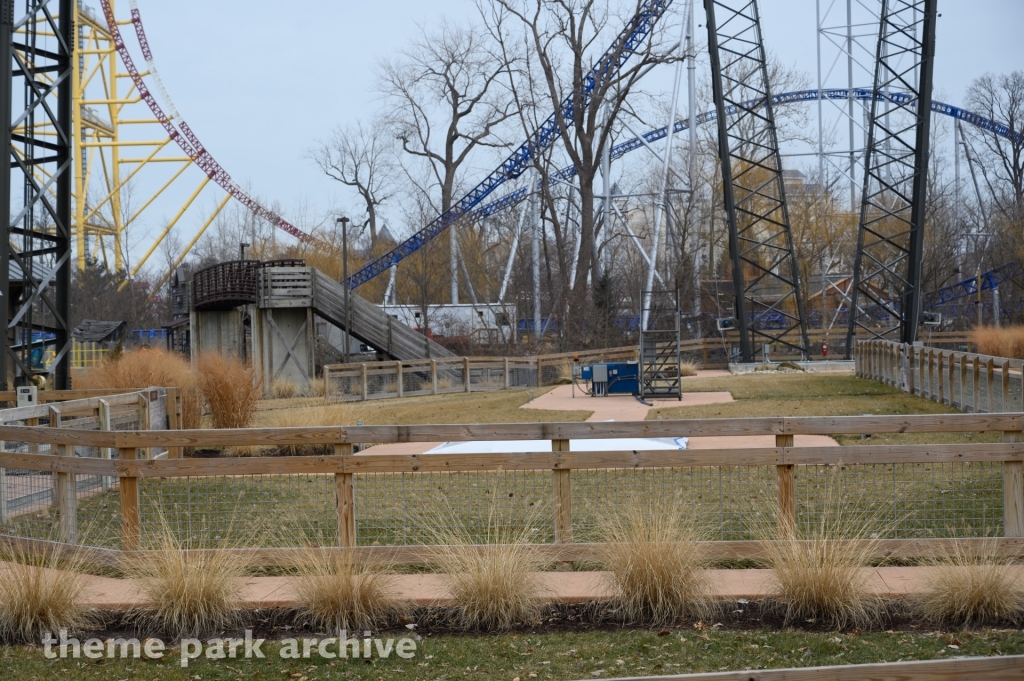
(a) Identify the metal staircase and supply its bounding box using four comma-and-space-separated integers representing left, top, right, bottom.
640, 290, 682, 400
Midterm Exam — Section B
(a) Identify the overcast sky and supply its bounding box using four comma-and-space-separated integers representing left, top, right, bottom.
123, 0, 1023, 256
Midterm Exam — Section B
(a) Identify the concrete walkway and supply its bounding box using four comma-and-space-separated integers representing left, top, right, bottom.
8, 561, 1005, 611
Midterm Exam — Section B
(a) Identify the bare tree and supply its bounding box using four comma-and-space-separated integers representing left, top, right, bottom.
378, 19, 517, 303
481, 0, 673, 305
310, 119, 395, 248
964, 71, 1024, 216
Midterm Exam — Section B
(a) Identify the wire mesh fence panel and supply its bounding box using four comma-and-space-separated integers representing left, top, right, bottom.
354, 470, 553, 546
435, 360, 467, 394
572, 466, 776, 542
469, 362, 506, 391
401, 362, 434, 397
137, 474, 338, 549
325, 368, 364, 403
507, 360, 537, 387
365, 366, 400, 400
795, 462, 1005, 539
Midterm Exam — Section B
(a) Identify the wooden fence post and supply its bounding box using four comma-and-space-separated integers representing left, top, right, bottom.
335, 443, 356, 548
918, 347, 926, 397
1003, 361, 1011, 413
395, 362, 404, 399
138, 394, 150, 459
503, 357, 510, 390
361, 364, 368, 401
907, 345, 915, 394
464, 357, 472, 393
960, 353, 967, 410
166, 387, 182, 459
1003, 431, 1024, 538
973, 356, 981, 412
776, 434, 796, 537
431, 360, 438, 395
947, 352, 955, 406
552, 439, 571, 544
537, 356, 545, 387
98, 399, 112, 491
926, 350, 934, 400
0, 443, 6, 523
937, 352, 944, 405
119, 447, 140, 551
987, 359, 995, 414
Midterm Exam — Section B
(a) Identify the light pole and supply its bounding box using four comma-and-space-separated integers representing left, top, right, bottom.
337, 217, 351, 363
239, 242, 250, 261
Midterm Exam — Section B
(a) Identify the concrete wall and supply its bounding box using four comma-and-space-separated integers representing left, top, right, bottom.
190, 309, 246, 362
254, 307, 314, 395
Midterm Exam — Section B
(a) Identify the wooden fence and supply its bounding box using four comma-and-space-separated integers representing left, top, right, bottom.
615, 655, 1024, 681
1, 411, 1023, 567
856, 339, 1024, 414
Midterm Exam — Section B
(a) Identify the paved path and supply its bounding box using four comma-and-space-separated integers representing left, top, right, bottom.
8, 561, 1008, 610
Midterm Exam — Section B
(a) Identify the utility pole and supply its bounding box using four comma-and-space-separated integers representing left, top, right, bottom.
337, 217, 351, 362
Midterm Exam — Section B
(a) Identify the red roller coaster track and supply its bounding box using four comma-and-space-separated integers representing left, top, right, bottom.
98, 0, 316, 244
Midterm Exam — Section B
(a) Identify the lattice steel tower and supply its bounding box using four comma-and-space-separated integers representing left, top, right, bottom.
846, 0, 937, 349
0, 0, 73, 389
704, 0, 810, 363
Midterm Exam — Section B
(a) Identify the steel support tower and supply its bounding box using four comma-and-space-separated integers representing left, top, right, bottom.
704, 0, 810, 363
0, 0, 73, 389
845, 0, 937, 351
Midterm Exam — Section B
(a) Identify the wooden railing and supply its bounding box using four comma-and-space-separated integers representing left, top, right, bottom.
856, 339, 1022, 414
1, 412, 1023, 565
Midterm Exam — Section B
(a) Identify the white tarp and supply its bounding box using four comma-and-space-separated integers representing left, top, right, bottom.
426, 437, 687, 454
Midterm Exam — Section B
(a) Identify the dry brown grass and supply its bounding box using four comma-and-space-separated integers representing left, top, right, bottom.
916, 541, 1024, 626
235, 403, 346, 456
428, 500, 547, 631
307, 377, 326, 398
757, 469, 884, 630
74, 348, 202, 429
0, 543, 94, 643
196, 354, 261, 429
599, 496, 713, 625
970, 326, 1024, 359
124, 518, 247, 638
270, 379, 300, 400
680, 361, 698, 377
288, 548, 404, 631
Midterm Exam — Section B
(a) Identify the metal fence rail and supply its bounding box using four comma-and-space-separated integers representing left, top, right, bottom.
0, 413, 1021, 564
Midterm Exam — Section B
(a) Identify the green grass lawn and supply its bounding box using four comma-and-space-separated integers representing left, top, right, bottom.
1, 628, 1022, 680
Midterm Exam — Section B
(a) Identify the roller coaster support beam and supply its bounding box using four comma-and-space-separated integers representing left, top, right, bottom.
1, 0, 74, 390
704, 0, 810, 364
846, 0, 937, 353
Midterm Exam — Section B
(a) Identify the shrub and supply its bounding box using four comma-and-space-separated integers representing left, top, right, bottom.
124, 518, 247, 638
599, 496, 712, 625
74, 348, 202, 430
970, 326, 1024, 359
757, 468, 884, 629
289, 548, 404, 631
428, 499, 547, 631
0, 543, 93, 643
916, 541, 1024, 626
270, 379, 299, 400
196, 353, 261, 429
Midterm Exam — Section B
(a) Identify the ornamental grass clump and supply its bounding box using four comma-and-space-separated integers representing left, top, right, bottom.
599, 496, 713, 625
0, 543, 94, 643
124, 517, 248, 638
916, 540, 1024, 626
428, 497, 547, 631
756, 467, 885, 630
196, 353, 261, 429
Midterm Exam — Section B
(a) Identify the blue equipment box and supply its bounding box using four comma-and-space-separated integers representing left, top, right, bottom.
581, 361, 639, 395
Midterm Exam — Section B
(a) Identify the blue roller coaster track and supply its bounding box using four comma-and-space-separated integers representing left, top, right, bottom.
348, 79, 1022, 290
345, 0, 673, 290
